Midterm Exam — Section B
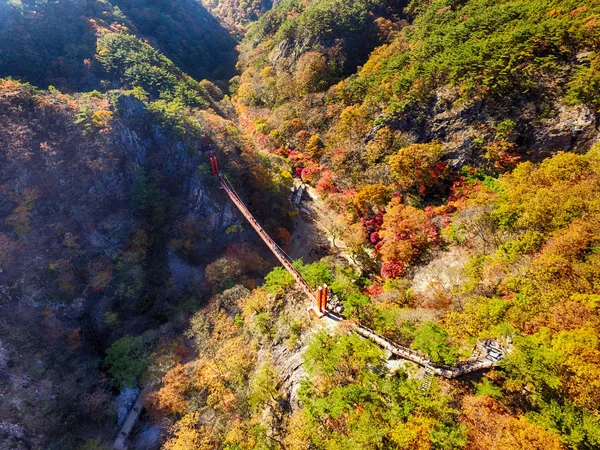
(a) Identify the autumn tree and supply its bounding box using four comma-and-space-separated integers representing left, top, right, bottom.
163, 413, 215, 450
378, 202, 439, 274
461, 396, 565, 450
354, 184, 389, 216
363, 126, 412, 165
388, 142, 447, 193
293, 330, 465, 448
153, 364, 192, 415
321, 209, 346, 248
295, 51, 329, 94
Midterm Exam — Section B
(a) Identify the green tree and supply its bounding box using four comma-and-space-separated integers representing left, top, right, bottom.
411, 322, 458, 365
264, 266, 295, 295
105, 332, 155, 388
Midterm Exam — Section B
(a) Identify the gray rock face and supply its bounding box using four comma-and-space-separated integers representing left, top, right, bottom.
382, 89, 598, 169
266, 343, 307, 411
112, 94, 239, 240
529, 103, 597, 160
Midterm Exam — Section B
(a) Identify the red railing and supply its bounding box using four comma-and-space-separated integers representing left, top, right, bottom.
215, 172, 317, 304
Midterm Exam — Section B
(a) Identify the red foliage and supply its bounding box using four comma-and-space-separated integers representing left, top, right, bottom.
378, 203, 440, 264
380, 260, 405, 279
301, 165, 320, 183
494, 151, 521, 170
364, 284, 384, 297
361, 212, 384, 234
316, 170, 338, 194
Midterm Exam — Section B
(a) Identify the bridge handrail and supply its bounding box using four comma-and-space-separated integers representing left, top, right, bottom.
327, 310, 503, 378
218, 176, 316, 301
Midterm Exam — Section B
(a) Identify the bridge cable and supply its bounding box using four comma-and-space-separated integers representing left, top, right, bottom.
221, 173, 298, 266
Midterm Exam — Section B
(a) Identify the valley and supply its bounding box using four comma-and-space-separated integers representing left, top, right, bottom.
1, 1, 600, 449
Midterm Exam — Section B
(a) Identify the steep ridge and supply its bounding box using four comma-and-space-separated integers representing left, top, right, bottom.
0, 0, 238, 90
2, 1, 600, 449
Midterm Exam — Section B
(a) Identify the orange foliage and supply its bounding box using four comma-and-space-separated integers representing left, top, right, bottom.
378, 202, 439, 265
462, 396, 565, 450
153, 364, 191, 415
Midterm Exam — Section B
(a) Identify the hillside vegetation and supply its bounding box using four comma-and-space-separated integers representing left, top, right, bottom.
0, 2, 288, 448
154, 0, 600, 448
0, 0, 237, 90
2, 0, 600, 449
201, 0, 273, 35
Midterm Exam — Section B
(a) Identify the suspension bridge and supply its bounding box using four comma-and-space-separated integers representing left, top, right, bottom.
113, 142, 508, 449
207, 142, 509, 379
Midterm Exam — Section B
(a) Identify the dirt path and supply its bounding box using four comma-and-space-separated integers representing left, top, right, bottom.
288, 183, 359, 269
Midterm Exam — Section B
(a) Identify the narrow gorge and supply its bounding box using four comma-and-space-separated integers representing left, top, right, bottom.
1, 1, 600, 449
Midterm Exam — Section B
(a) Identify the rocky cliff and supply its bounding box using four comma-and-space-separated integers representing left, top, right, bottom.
0, 80, 244, 448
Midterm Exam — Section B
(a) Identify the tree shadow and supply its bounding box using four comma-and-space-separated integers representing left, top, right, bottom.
111, 0, 239, 81
0, 0, 238, 91
0, 0, 104, 90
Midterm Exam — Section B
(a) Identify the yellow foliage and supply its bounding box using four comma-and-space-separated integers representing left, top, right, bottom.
240, 287, 270, 320
354, 184, 389, 214
5, 188, 39, 237
494, 150, 600, 231
388, 142, 446, 189
163, 413, 215, 450
209, 310, 238, 347
236, 82, 256, 104
389, 417, 434, 450
91, 109, 113, 129
295, 51, 327, 94
224, 419, 259, 450
261, 66, 274, 78
552, 327, 600, 410
330, 105, 371, 147
283, 411, 312, 450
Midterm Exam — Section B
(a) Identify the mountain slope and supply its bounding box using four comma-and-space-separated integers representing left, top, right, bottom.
2, 0, 600, 449
0, 0, 237, 91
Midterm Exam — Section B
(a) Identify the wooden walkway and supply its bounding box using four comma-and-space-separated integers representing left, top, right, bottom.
113, 389, 146, 450
356, 323, 504, 379
328, 311, 506, 379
